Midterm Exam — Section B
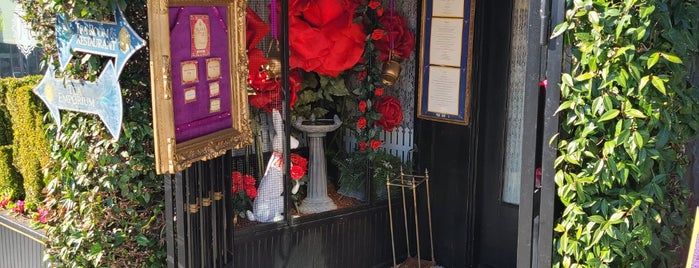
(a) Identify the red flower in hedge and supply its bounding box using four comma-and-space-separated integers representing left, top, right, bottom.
12, 200, 24, 214
34, 207, 49, 224
357, 117, 367, 129
0, 196, 9, 209
374, 14, 415, 62
370, 139, 382, 150
374, 87, 384, 96
359, 141, 367, 151
287, 0, 366, 77
358, 100, 367, 113
374, 96, 403, 131
368, 0, 381, 9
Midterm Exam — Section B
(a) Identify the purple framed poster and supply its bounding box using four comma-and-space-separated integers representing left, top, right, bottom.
148, 0, 252, 174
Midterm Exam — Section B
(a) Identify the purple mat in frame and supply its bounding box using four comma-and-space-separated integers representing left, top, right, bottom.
169, 6, 232, 143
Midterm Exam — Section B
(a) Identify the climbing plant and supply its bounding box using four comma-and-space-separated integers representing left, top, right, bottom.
551, 0, 699, 267
19, 0, 165, 267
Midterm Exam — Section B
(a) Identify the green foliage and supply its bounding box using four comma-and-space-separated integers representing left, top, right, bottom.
5, 81, 50, 210
0, 76, 43, 146
552, 0, 699, 267
0, 145, 23, 199
335, 150, 409, 200
19, 0, 165, 267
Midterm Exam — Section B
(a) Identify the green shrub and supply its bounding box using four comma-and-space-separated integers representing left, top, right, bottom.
5, 83, 50, 210
0, 145, 23, 199
0, 76, 41, 146
552, 0, 699, 267
0, 107, 11, 146
20, 1, 166, 267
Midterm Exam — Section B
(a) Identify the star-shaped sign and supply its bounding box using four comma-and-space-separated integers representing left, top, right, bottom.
56, 4, 145, 76
33, 61, 123, 140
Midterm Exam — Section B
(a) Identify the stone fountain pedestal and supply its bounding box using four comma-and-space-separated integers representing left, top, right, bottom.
293, 115, 342, 214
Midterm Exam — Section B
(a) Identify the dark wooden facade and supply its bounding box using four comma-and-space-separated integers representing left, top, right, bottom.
162, 1, 563, 267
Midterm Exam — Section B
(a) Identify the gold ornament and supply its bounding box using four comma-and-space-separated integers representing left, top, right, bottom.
262, 39, 282, 80
382, 51, 403, 86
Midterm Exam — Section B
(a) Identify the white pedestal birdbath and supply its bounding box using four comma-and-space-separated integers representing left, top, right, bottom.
293, 114, 342, 214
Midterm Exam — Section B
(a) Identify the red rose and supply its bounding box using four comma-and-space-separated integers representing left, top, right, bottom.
243, 174, 256, 187
370, 139, 382, 150
377, 6, 384, 17
291, 165, 306, 180
232, 171, 243, 193
357, 117, 367, 129
374, 96, 403, 131
371, 29, 384, 40
290, 153, 308, 171
357, 70, 367, 81
374, 14, 415, 62
368, 0, 381, 9
358, 100, 367, 113
288, 0, 366, 77
374, 87, 384, 96
245, 187, 258, 199
359, 141, 367, 151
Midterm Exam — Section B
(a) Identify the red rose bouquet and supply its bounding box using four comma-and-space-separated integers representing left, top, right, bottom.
231, 171, 257, 219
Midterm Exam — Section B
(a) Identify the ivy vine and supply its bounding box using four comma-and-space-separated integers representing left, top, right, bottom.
19, 0, 164, 267
552, 0, 699, 267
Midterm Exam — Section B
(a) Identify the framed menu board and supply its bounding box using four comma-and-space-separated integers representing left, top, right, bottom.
417, 0, 476, 125
147, 0, 252, 174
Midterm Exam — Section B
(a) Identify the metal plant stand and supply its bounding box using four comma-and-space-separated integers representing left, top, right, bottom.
387, 169, 436, 268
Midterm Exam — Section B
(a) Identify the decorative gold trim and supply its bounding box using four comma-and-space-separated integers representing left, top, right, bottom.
202, 197, 211, 207
147, 0, 251, 174
213, 192, 223, 201
188, 203, 199, 214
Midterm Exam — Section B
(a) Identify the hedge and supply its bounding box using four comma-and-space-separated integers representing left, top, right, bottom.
5, 81, 50, 210
0, 77, 41, 146
552, 0, 699, 267
0, 145, 22, 198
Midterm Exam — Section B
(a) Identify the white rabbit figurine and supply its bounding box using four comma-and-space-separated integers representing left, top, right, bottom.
246, 109, 300, 222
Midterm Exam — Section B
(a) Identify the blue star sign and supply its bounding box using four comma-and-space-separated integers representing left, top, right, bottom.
33, 61, 123, 140
56, 5, 145, 76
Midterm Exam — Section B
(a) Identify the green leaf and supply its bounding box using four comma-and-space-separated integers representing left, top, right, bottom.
647, 52, 660, 69
136, 235, 151, 246
598, 109, 620, 122
551, 21, 569, 39
650, 75, 666, 95
660, 53, 683, 64
624, 109, 646, 118
575, 72, 596, 81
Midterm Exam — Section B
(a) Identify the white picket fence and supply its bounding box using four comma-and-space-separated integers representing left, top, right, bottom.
344, 127, 414, 164
232, 113, 414, 164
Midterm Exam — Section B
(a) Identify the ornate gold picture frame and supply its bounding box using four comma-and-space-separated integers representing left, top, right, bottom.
147, 0, 251, 174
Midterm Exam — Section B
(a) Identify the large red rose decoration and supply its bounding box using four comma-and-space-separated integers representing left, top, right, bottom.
374, 14, 415, 62
374, 95, 403, 131
288, 0, 366, 77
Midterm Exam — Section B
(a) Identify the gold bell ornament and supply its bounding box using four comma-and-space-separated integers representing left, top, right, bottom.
382, 51, 403, 86
262, 39, 282, 80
